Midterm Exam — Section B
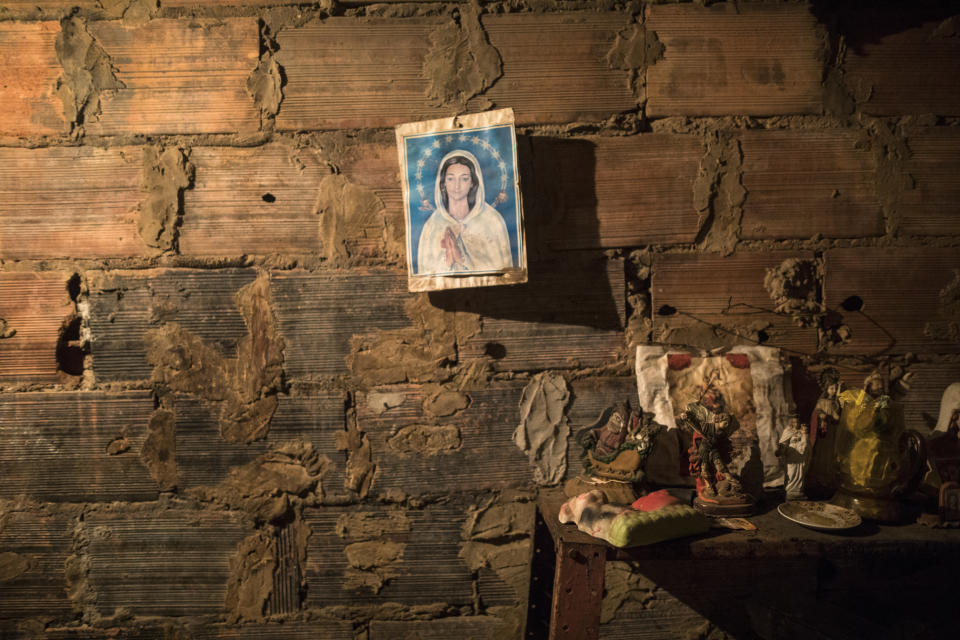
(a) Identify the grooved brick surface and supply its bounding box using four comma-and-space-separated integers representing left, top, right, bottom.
180, 145, 328, 256
0, 513, 74, 621
0, 147, 146, 259
85, 510, 248, 617
275, 18, 441, 131
276, 13, 636, 130
825, 248, 960, 355
337, 141, 407, 258
740, 130, 883, 240
652, 251, 819, 354
302, 503, 476, 608
901, 129, 960, 236
646, 3, 823, 116
370, 618, 511, 640
171, 393, 347, 500
844, 11, 960, 116
0, 391, 158, 502
356, 383, 530, 495
533, 134, 702, 249
45, 624, 354, 640
458, 254, 625, 371
87, 269, 259, 382
480, 13, 637, 124
0, 272, 75, 383
0, 21, 67, 137
270, 269, 412, 379
84, 18, 260, 136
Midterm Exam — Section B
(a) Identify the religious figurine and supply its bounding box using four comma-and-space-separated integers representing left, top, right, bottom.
805, 368, 842, 498
678, 382, 755, 516
922, 383, 960, 499
564, 400, 664, 504
776, 413, 811, 501
832, 369, 925, 522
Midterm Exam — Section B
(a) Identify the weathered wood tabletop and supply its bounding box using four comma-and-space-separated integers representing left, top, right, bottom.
531, 488, 960, 640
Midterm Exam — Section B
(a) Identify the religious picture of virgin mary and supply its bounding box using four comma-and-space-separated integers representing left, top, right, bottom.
396, 109, 527, 292
418, 150, 512, 274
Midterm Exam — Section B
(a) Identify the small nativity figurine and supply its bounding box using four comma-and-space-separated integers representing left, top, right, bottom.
564, 400, 664, 504
805, 368, 842, 498
678, 382, 755, 516
776, 413, 811, 501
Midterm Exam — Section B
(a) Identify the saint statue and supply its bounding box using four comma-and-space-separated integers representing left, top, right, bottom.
805, 368, 842, 498
776, 413, 810, 501
678, 381, 755, 516
564, 400, 664, 504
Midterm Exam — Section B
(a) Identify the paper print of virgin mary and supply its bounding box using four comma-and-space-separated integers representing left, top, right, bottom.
418, 149, 512, 274
396, 109, 527, 292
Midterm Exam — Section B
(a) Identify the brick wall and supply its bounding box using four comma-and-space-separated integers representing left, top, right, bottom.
1, 1, 958, 638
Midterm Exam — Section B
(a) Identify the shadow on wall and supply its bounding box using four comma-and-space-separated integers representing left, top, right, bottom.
810, 0, 959, 54
431, 136, 624, 332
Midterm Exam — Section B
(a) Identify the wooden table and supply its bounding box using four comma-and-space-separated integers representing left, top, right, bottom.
526, 488, 960, 640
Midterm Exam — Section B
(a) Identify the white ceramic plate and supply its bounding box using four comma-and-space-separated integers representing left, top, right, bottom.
777, 501, 862, 531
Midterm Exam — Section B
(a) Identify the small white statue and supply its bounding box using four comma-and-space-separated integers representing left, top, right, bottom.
777, 414, 811, 501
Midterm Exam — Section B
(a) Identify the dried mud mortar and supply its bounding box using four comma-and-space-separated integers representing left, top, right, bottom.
146, 274, 285, 445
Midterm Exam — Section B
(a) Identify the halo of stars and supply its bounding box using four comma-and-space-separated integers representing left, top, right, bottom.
414, 132, 509, 208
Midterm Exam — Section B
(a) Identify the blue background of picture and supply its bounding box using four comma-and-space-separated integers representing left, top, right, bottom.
404, 125, 519, 273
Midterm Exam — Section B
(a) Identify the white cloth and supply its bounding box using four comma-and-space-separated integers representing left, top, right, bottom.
416, 150, 513, 275
935, 382, 960, 432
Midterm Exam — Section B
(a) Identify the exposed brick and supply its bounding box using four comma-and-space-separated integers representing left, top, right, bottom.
370, 618, 510, 640
0, 22, 67, 137
276, 14, 636, 130
0, 147, 145, 259
0, 391, 158, 502
85, 510, 248, 617
900, 129, 960, 236
824, 248, 960, 355
84, 19, 260, 136
336, 141, 406, 258
645, 3, 823, 117
270, 270, 411, 380
45, 623, 354, 640
652, 251, 819, 354
740, 130, 883, 240
458, 253, 625, 371
0, 513, 74, 621
275, 18, 441, 131
87, 269, 259, 382
171, 393, 347, 500
328, 135, 699, 257
180, 145, 328, 256
844, 11, 960, 116
163, 0, 297, 5
480, 13, 637, 124
0, 1, 97, 16
0, 272, 75, 383
356, 383, 530, 496
303, 503, 476, 608
533, 134, 702, 249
